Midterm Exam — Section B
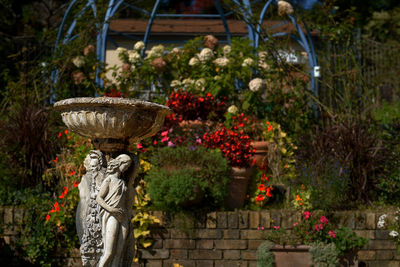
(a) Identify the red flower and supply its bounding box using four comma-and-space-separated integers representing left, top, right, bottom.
320, 216, 329, 225
73, 181, 79, 187
52, 157, 58, 163
258, 184, 266, 191
267, 125, 273, 131
328, 230, 337, 238
266, 187, 272, 197
136, 143, 143, 149
64, 129, 69, 135
256, 194, 265, 202
69, 169, 75, 176
57, 132, 62, 138
46, 214, 50, 221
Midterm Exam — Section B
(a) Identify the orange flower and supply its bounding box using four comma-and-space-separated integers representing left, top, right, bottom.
258, 184, 266, 191
266, 187, 272, 197
256, 194, 265, 202
296, 194, 302, 201
267, 125, 273, 131
64, 129, 69, 135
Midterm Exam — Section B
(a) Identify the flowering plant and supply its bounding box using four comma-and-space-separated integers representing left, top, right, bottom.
265, 210, 368, 255
377, 210, 400, 251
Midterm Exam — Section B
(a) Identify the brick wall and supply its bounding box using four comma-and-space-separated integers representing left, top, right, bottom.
1, 207, 399, 266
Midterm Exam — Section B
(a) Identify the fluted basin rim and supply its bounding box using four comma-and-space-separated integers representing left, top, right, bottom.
54, 97, 172, 115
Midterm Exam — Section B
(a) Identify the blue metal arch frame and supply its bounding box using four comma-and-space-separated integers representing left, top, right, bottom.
54, 0, 318, 94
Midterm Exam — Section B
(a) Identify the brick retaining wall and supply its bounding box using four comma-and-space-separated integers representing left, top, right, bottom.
1, 207, 399, 266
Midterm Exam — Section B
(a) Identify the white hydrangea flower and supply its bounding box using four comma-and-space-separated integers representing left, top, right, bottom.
170, 80, 181, 87
195, 78, 206, 90
223, 45, 231, 56
377, 214, 387, 229
146, 45, 164, 58
198, 48, 214, 62
278, 1, 294, 16
213, 57, 229, 67
134, 41, 145, 51
151, 44, 164, 54
214, 75, 221, 80
128, 51, 141, 63
258, 51, 268, 61
227, 105, 238, 114
72, 56, 84, 68
189, 57, 200, 66
116, 47, 127, 54
258, 62, 271, 70
242, 58, 254, 67
171, 47, 181, 53
389, 230, 399, 237
249, 78, 265, 92
182, 78, 194, 85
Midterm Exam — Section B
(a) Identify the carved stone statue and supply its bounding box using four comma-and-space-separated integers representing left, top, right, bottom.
77, 150, 106, 266
96, 154, 135, 267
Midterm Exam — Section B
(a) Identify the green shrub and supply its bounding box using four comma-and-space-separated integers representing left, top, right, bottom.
144, 146, 231, 212
310, 242, 339, 267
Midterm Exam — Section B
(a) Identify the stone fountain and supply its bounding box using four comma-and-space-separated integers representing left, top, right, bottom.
54, 97, 171, 267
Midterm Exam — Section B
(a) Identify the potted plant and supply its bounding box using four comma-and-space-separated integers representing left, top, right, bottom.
257, 210, 369, 267
144, 145, 231, 212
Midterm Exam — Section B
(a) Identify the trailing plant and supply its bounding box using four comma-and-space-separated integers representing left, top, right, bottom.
256, 240, 275, 267
144, 146, 231, 212
309, 242, 339, 267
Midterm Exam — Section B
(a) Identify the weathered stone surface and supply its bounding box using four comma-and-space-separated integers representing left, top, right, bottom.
249, 211, 259, 229
354, 230, 375, 239
376, 250, 395, 260
228, 212, 239, 229
207, 212, 217, 228
196, 229, 222, 239
259, 211, 271, 229
195, 260, 214, 267
358, 250, 376, 260
366, 212, 376, 230
239, 211, 249, 229
215, 260, 248, 267
217, 212, 228, 229
241, 230, 264, 239
196, 240, 214, 249
270, 211, 281, 227
189, 250, 222, 260
223, 250, 241, 260
140, 249, 169, 259
215, 240, 247, 250
368, 240, 397, 250
163, 260, 195, 267
170, 249, 188, 260
164, 239, 195, 249
248, 240, 264, 250
241, 250, 257, 260
223, 229, 240, 239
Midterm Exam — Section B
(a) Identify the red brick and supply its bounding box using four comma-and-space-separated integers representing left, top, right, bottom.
189, 250, 222, 260
215, 240, 247, 250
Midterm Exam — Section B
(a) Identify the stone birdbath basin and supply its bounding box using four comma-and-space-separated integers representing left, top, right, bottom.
54, 97, 171, 267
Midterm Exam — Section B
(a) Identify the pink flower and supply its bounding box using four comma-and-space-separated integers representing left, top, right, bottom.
261, 226, 264, 230
304, 211, 312, 220
161, 136, 169, 143
320, 216, 328, 225
136, 143, 143, 149
328, 230, 337, 238
168, 141, 175, 147
161, 130, 169, 137
293, 222, 298, 227
274, 226, 280, 230
314, 224, 324, 231
196, 138, 202, 144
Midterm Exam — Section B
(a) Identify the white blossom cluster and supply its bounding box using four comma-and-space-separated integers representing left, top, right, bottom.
249, 78, 265, 92
377, 214, 387, 229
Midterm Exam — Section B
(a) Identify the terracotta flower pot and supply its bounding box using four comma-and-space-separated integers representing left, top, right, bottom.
224, 167, 254, 209
271, 245, 312, 267
250, 141, 268, 168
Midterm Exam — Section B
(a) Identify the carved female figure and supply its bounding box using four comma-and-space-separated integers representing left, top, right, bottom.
96, 154, 133, 267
